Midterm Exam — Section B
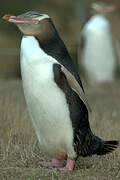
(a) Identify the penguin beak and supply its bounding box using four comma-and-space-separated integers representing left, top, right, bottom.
105, 5, 116, 13
3, 14, 39, 24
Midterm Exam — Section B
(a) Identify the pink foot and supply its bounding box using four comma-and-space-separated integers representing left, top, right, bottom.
58, 159, 75, 171
38, 158, 64, 168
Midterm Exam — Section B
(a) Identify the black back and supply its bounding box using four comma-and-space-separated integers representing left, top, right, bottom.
35, 18, 84, 91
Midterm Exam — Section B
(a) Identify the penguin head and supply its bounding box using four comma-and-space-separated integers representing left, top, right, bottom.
3, 11, 55, 38
90, 2, 116, 15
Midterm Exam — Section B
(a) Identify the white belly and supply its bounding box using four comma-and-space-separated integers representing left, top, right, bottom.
20, 36, 76, 159
81, 15, 116, 83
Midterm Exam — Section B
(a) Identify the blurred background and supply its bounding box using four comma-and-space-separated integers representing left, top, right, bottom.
0, 0, 120, 79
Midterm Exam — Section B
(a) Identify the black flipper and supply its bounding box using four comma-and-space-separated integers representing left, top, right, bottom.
53, 63, 119, 158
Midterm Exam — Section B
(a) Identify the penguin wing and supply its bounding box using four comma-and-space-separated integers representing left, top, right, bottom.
53, 63, 91, 113
61, 65, 91, 113
53, 63, 92, 155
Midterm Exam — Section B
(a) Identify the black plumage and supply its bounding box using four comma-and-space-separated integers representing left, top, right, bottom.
35, 18, 84, 91
53, 63, 118, 158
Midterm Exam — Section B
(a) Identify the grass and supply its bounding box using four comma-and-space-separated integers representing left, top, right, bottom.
0, 79, 120, 180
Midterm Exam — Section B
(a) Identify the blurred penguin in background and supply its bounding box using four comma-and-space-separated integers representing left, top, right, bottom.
78, 1, 119, 84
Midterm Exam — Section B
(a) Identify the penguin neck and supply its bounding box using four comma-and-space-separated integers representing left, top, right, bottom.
84, 13, 106, 26
21, 36, 52, 65
35, 20, 71, 63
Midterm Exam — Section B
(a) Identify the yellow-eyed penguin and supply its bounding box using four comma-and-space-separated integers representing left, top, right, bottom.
78, 2, 117, 83
3, 11, 118, 171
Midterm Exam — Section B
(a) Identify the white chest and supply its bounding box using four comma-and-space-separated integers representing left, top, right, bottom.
20, 36, 63, 116
20, 36, 75, 159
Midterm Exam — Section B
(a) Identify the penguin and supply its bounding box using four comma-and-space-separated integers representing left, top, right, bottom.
3, 11, 118, 171
78, 2, 117, 83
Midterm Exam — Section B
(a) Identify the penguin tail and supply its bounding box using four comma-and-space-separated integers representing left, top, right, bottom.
80, 134, 119, 157
96, 140, 119, 155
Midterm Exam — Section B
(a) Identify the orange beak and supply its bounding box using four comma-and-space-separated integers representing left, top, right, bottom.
3, 14, 39, 24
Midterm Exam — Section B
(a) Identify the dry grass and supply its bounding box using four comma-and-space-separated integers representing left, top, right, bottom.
0, 79, 120, 180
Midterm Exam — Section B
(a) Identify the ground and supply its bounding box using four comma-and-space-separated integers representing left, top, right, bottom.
0, 79, 119, 180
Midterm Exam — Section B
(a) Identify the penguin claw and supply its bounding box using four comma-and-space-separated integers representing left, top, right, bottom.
58, 158, 75, 171
38, 158, 75, 171
38, 158, 64, 168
